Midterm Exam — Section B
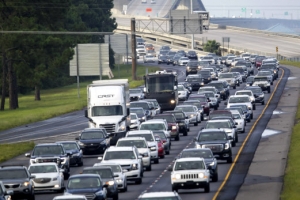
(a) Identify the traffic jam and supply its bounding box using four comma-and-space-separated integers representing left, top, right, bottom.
0, 41, 281, 200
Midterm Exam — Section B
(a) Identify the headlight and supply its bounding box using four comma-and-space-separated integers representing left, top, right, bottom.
196, 144, 201, 148
259, 94, 264, 97
142, 116, 146, 120
198, 66, 201, 69
274, 70, 277, 73
209, 161, 215, 166
190, 114, 194, 118
208, 77, 211, 80
225, 143, 230, 149
132, 163, 138, 170
23, 182, 30, 187
221, 91, 225, 93
78, 141, 84, 146
118, 121, 126, 131
172, 126, 177, 130
175, 174, 181, 179
187, 66, 190, 69
53, 177, 59, 181
106, 181, 115, 186
143, 152, 149, 157
248, 106, 252, 109
170, 100, 175, 104
100, 140, 106, 145
150, 146, 156, 151
115, 178, 123, 183
198, 173, 204, 178
246, 84, 250, 86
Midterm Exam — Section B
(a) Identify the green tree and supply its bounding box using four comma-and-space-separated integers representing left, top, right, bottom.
203, 40, 221, 56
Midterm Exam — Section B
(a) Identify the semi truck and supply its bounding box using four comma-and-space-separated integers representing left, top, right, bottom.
85, 79, 130, 145
143, 71, 178, 111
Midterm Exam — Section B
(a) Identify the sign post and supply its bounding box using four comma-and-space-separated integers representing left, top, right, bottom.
222, 37, 230, 55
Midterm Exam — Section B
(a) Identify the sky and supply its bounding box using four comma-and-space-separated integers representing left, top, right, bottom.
201, 0, 300, 19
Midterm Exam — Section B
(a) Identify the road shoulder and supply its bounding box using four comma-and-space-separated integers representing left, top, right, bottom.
236, 65, 300, 200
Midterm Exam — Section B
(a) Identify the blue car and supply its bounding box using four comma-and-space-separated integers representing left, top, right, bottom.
65, 174, 108, 200
57, 141, 83, 166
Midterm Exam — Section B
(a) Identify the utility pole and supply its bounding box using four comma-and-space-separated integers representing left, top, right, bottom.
190, 0, 194, 49
131, 18, 137, 80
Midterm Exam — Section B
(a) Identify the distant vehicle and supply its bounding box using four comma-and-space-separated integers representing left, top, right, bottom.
138, 192, 182, 200
150, 0, 156, 3
129, 88, 144, 101
145, 44, 154, 50
53, 195, 87, 200
143, 55, 156, 63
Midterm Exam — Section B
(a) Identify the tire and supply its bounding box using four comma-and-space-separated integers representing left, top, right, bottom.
28, 194, 35, 200
235, 134, 238, 143
242, 126, 245, 133
227, 157, 233, 163
121, 182, 127, 192
166, 150, 170, 155
135, 178, 142, 184
232, 140, 236, 147
64, 173, 70, 180
160, 154, 165, 159
271, 82, 273, 85
194, 122, 198, 126
222, 95, 226, 101
212, 173, 218, 182
113, 193, 119, 200
268, 88, 271, 93
154, 158, 159, 164
233, 86, 236, 89
78, 160, 83, 167
183, 130, 188, 136
146, 164, 152, 171
204, 183, 210, 193
247, 118, 251, 123
261, 101, 265, 105
251, 113, 253, 119
253, 104, 256, 110
214, 106, 218, 110
172, 185, 178, 192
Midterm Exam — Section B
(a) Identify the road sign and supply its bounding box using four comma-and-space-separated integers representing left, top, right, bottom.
276, 46, 278, 52
256, 10, 260, 14
146, 8, 152, 12
241, 8, 246, 12
284, 11, 288, 15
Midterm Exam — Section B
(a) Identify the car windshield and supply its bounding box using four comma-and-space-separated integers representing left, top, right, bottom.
187, 77, 201, 82
182, 102, 201, 109
33, 146, 63, 156
138, 198, 178, 200
127, 134, 154, 141
175, 106, 194, 112
131, 114, 138, 120
131, 102, 149, 110
188, 96, 206, 102
172, 112, 185, 119
207, 83, 223, 90
153, 115, 175, 123
181, 150, 213, 159
254, 77, 268, 81
199, 61, 210, 65
178, 85, 185, 91
130, 89, 142, 94
130, 108, 144, 115
181, 58, 189, 61
199, 92, 214, 98
232, 114, 241, 119
258, 71, 272, 76
210, 112, 231, 118
229, 97, 250, 103
140, 123, 165, 131
236, 92, 251, 96
230, 105, 248, 112
83, 168, 113, 178
104, 151, 136, 160
198, 132, 227, 141
247, 88, 262, 93
198, 71, 210, 75
81, 131, 105, 140
206, 121, 230, 129
92, 105, 123, 116
228, 108, 243, 115
117, 140, 147, 148
261, 65, 275, 70
219, 73, 233, 78
29, 165, 57, 173
174, 161, 205, 170
153, 132, 167, 139
0, 169, 28, 179
68, 177, 101, 189
99, 165, 121, 173
61, 143, 79, 151
247, 77, 254, 81
146, 55, 154, 58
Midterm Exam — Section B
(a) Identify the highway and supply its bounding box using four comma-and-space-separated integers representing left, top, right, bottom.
0, 53, 289, 200
115, 17, 300, 58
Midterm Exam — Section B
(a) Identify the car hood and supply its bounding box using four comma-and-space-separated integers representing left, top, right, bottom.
147, 141, 158, 147
184, 111, 197, 116
31, 172, 58, 178
219, 78, 234, 81
130, 93, 142, 97
30, 155, 62, 159
102, 159, 136, 164
2, 179, 28, 184
137, 148, 149, 154
196, 140, 227, 145
79, 138, 106, 144
91, 116, 124, 126
66, 188, 102, 194
65, 149, 80, 155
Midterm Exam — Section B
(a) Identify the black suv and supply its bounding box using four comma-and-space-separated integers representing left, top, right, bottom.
194, 129, 233, 163
207, 81, 230, 100
0, 166, 35, 200
165, 110, 189, 136
186, 61, 200, 76
186, 50, 198, 60
197, 70, 212, 84
178, 148, 218, 182
25, 143, 70, 178
76, 128, 110, 155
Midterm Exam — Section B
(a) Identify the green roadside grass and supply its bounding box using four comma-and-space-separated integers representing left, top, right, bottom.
0, 64, 159, 132
281, 61, 300, 199
0, 142, 35, 163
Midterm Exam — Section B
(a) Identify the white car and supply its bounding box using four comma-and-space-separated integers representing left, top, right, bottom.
150, 0, 156, 3
130, 113, 140, 130
226, 95, 254, 117
168, 157, 210, 193
53, 195, 87, 200
126, 130, 159, 164
218, 73, 237, 89
116, 137, 152, 171
199, 56, 215, 64
141, 0, 147, 3
98, 146, 143, 184
225, 56, 236, 66
178, 85, 189, 101
143, 55, 156, 63
232, 72, 243, 84
28, 163, 64, 192
138, 192, 181, 199
174, 105, 200, 126
178, 57, 190, 66
230, 110, 246, 133
235, 90, 256, 106
94, 162, 128, 192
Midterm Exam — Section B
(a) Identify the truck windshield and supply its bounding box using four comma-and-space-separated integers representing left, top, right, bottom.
146, 76, 175, 92
92, 105, 123, 116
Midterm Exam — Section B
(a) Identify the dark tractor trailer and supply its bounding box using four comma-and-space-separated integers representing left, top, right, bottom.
143, 73, 178, 111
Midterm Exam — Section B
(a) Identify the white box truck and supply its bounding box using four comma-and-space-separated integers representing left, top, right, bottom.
85, 79, 130, 145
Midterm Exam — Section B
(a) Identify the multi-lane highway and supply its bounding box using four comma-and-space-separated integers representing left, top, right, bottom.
0, 52, 289, 200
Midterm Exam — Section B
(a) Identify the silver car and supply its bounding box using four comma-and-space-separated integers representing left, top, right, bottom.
144, 55, 156, 63
174, 105, 200, 126
177, 85, 189, 101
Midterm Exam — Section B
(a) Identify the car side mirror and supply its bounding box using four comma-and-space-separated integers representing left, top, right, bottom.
201, 127, 204, 130
248, 107, 252, 110
25, 153, 31, 158
122, 169, 128, 173
75, 137, 79, 140
235, 122, 238, 125
66, 153, 71, 156
194, 137, 197, 141
185, 116, 188, 119
30, 175, 36, 179
228, 136, 233, 140
138, 155, 143, 159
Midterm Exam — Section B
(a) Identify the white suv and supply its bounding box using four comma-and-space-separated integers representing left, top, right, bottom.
168, 157, 210, 193
235, 90, 256, 108
98, 146, 143, 184
126, 130, 159, 164
116, 137, 152, 171
226, 95, 254, 116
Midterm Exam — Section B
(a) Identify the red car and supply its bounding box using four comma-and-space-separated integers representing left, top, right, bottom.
188, 94, 210, 116
155, 136, 165, 158
255, 56, 266, 68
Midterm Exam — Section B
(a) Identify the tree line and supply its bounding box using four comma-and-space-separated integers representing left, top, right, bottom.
0, 0, 117, 110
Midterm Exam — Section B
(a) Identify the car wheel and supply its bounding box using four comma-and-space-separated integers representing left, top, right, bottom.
201, 115, 204, 121
214, 106, 218, 110
146, 164, 152, 171
235, 134, 238, 143
135, 178, 142, 184
28, 194, 35, 200
166, 150, 170, 155
253, 104, 256, 110
204, 183, 210, 193
261, 101, 265, 105
271, 82, 273, 85
268, 88, 271, 93
194, 122, 198, 126
233, 86, 236, 89
227, 157, 233, 163
78, 159, 83, 167
64, 173, 70, 180
183, 130, 188, 136
222, 96, 226, 101
175, 135, 180, 141
172, 185, 178, 192
154, 158, 159, 164
242, 126, 245, 133
121, 182, 127, 192
113, 193, 119, 200
232, 141, 236, 147
212, 173, 218, 182
160, 154, 165, 158
247, 118, 251, 122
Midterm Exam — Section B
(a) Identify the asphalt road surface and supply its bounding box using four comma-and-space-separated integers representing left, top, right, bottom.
0, 56, 289, 200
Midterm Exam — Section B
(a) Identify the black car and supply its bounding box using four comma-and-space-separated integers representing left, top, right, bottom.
207, 81, 230, 100
168, 55, 180, 65
66, 174, 108, 200
76, 128, 110, 155
158, 55, 168, 64
185, 76, 204, 91
178, 148, 218, 182
197, 70, 212, 84
82, 167, 118, 200
186, 50, 198, 60
165, 110, 189, 136
244, 86, 265, 105
0, 166, 35, 200
194, 129, 233, 163
185, 60, 200, 75
260, 64, 278, 79
56, 141, 83, 166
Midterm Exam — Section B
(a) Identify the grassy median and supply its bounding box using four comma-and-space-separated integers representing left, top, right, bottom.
0, 142, 35, 163
0, 64, 159, 131
281, 61, 300, 199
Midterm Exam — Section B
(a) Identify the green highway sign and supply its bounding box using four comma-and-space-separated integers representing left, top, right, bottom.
241, 8, 246, 12
256, 10, 260, 14
284, 11, 288, 15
